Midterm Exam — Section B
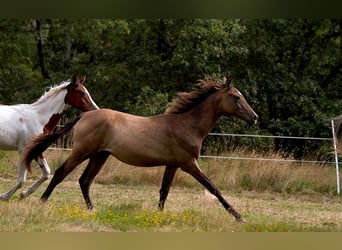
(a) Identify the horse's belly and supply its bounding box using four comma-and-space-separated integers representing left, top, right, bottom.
0, 110, 22, 149
116, 156, 165, 167
0, 125, 19, 150
0, 140, 17, 150
110, 144, 175, 167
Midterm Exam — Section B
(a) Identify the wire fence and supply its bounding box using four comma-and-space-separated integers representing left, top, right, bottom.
51, 120, 341, 194
199, 120, 340, 195
201, 133, 335, 165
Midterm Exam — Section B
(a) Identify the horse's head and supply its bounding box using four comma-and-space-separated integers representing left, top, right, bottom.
64, 74, 99, 111
218, 77, 258, 126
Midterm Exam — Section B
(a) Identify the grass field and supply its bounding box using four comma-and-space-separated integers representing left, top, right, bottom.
0, 149, 341, 232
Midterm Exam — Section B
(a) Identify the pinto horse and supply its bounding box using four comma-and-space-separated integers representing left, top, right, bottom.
0, 74, 99, 201
24, 77, 258, 222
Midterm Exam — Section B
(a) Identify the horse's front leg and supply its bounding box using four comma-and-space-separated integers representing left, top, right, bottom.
20, 155, 50, 199
79, 151, 110, 210
181, 159, 246, 223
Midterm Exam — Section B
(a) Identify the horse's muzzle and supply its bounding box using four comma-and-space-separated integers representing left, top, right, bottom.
248, 114, 258, 126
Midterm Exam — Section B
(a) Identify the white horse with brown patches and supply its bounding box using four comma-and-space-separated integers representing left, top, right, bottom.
0, 74, 99, 200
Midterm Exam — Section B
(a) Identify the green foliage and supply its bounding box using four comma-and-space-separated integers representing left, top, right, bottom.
0, 19, 43, 104
0, 19, 341, 157
125, 85, 169, 116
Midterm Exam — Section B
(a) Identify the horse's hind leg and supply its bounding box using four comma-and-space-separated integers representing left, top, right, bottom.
79, 151, 110, 210
158, 166, 177, 210
181, 160, 245, 222
40, 155, 86, 203
20, 155, 50, 199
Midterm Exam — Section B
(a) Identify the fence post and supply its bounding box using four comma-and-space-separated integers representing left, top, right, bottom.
331, 119, 340, 195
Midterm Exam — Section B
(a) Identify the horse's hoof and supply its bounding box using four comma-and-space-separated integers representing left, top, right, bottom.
19, 192, 26, 200
0, 194, 10, 201
40, 197, 47, 204
236, 216, 247, 223
86, 203, 94, 211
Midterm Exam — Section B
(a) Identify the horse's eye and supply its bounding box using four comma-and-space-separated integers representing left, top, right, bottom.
79, 91, 85, 97
230, 94, 240, 100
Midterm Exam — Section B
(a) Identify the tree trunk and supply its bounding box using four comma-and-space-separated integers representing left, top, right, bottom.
36, 19, 50, 79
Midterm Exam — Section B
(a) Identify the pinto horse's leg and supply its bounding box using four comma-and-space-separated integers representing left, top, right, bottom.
0, 165, 26, 200
0, 151, 27, 201
181, 160, 246, 222
79, 151, 110, 210
40, 156, 85, 203
20, 155, 51, 199
158, 166, 177, 210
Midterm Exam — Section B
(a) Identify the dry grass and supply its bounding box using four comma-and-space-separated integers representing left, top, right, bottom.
0, 149, 341, 231
94, 150, 338, 195
0, 177, 341, 232
1, 148, 337, 195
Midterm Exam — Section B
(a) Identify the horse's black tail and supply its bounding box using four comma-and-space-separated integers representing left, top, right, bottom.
23, 115, 82, 172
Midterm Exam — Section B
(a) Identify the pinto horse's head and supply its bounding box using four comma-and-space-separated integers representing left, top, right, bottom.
64, 74, 99, 111
219, 77, 258, 126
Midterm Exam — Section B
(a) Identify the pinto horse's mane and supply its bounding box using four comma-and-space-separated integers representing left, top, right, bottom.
32, 81, 70, 106
165, 78, 230, 114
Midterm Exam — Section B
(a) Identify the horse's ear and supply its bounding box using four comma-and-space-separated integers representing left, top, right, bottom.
80, 75, 86, 84
222, 76, 227, 85
69, 74, 80, 89
71, 74, 78, 85
223, 76, 232, 87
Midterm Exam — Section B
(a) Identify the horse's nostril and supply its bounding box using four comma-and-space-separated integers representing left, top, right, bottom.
250, 114, 258, 125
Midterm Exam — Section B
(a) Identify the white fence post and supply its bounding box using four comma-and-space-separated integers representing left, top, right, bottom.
331, 119, 340, 195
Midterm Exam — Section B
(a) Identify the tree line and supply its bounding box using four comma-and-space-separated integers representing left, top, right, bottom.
0, 19, 341, 158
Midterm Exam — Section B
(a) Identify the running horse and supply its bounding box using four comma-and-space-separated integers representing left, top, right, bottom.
24, 77, 258, 222
0, 74, 99, 200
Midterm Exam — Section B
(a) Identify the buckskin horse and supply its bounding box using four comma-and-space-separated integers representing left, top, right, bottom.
0, 74, 99, 200
24, 77, 258, 222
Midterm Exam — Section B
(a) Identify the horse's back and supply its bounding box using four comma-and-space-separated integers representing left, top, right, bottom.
75, 108, 172, 147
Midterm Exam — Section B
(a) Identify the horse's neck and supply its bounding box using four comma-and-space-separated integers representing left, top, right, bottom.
31, 90, 66, 130
181, 93, 221, 140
